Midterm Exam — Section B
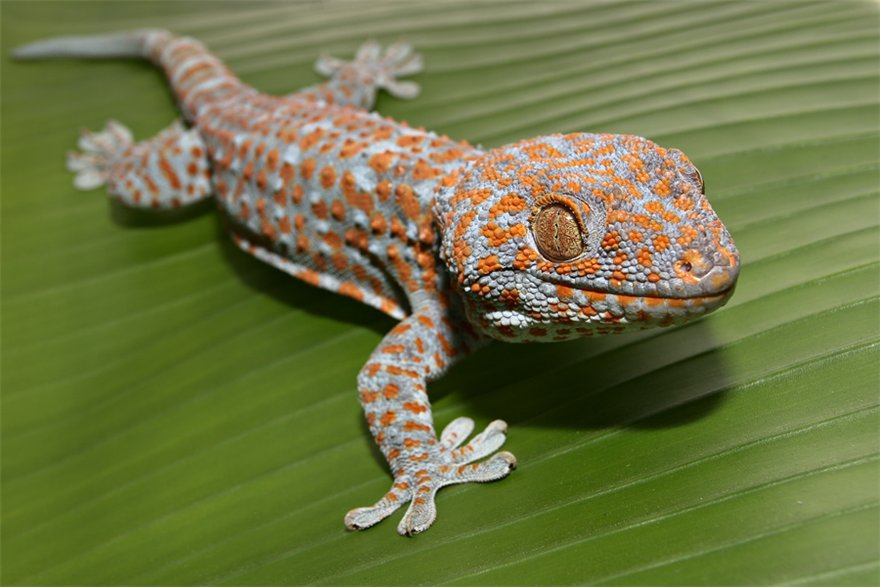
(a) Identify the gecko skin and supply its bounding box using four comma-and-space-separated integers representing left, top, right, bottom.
15, 30, 739, 536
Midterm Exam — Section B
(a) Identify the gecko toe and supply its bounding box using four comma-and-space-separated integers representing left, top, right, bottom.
443, 419, 510, 465
345, 500, 404, 532
397, 495, 438, 536
439, 416, 475, 450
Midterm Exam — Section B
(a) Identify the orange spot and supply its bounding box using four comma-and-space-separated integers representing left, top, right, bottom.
395, 183, 420, 220
413, 159, 440, 181
477, 255, 501, 274
383, 384, 400, 400
390, 216, 408, 242
321, 232, 342, 251
296, 234, 309, 252
369, 151, 394, 175
320, 165, 337, 189
402, 401, 427, 415
341, 171, 374, 214
338, 281, 363, 301
158, 158, 182, 190
397, 135, 424, 147
437, 333, 457, 357
331, 252, 348, 271
653, 235, 670, 252
370, 213, 387, 234
331, 199, 346, 221
645, 201, 663, 214
386, 365, 420, 378
242, 161, 254, 181
339, 140, 367, 158
488, 193, 528, 219
266, 148, 280, 170
404, 421, 431, 432
311, 200, 328, 219
280, 161, 295, 185
376, 179, 392, 201
300, 158, 315, 180
299, 128, 325, 150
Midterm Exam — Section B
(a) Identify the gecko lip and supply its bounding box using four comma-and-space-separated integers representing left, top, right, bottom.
635, 283, 737, 304
536, 274, 737, 302
584, 284, 737, 304
535, 256, 740, 304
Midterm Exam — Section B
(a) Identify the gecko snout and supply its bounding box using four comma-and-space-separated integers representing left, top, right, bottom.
674, 247, 740, 297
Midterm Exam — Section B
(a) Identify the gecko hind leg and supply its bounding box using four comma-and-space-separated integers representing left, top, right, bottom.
68, 119, 212, 209
314, 40, 424, 100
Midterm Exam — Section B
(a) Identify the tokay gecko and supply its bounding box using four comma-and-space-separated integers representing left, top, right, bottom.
14, 30, 740, 536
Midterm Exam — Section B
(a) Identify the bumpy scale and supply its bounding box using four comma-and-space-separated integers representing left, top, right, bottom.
14, 30, 740, 536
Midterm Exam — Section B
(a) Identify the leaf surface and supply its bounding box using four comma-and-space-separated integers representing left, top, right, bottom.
2, 1, 878, 584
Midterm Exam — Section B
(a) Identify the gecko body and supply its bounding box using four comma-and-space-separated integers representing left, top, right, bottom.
14, 30, 739, 535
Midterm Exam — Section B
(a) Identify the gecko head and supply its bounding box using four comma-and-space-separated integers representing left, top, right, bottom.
435, 133, 740, 342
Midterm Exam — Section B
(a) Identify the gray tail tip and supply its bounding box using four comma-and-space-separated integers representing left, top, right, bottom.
11, 29, 171, 61
11, 42, 48, 60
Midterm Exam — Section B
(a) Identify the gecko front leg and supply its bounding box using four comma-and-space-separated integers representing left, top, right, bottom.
346, 301, 516, 536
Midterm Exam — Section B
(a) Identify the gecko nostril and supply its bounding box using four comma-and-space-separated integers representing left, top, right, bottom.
675, 250, 714, 281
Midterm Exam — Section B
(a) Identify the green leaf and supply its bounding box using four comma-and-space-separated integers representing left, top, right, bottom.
2, 1, 878, 584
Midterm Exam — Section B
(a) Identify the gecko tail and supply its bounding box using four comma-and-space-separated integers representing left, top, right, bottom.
14, 29, 239, 121
12, 29, 170, 60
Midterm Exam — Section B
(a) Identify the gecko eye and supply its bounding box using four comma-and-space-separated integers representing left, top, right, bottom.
532, 204, 585, 261
693, 166, 705, 193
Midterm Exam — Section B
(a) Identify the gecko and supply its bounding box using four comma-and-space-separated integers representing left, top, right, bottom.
14, 30, 740, 536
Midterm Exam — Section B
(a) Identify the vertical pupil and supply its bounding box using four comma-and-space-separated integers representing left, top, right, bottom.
534, 204, 584, 261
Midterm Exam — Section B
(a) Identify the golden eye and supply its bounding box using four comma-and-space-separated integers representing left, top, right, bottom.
693, 166, 704, 193
533, 204, 585, 261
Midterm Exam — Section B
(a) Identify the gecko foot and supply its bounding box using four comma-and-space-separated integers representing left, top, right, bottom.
315, 40, 424, 99
66, 119, 134, 190
344, 419, 516, 536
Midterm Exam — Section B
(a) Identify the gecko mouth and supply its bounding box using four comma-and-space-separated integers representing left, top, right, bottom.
619, 284, 736, 303
536, 260, 739, 304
